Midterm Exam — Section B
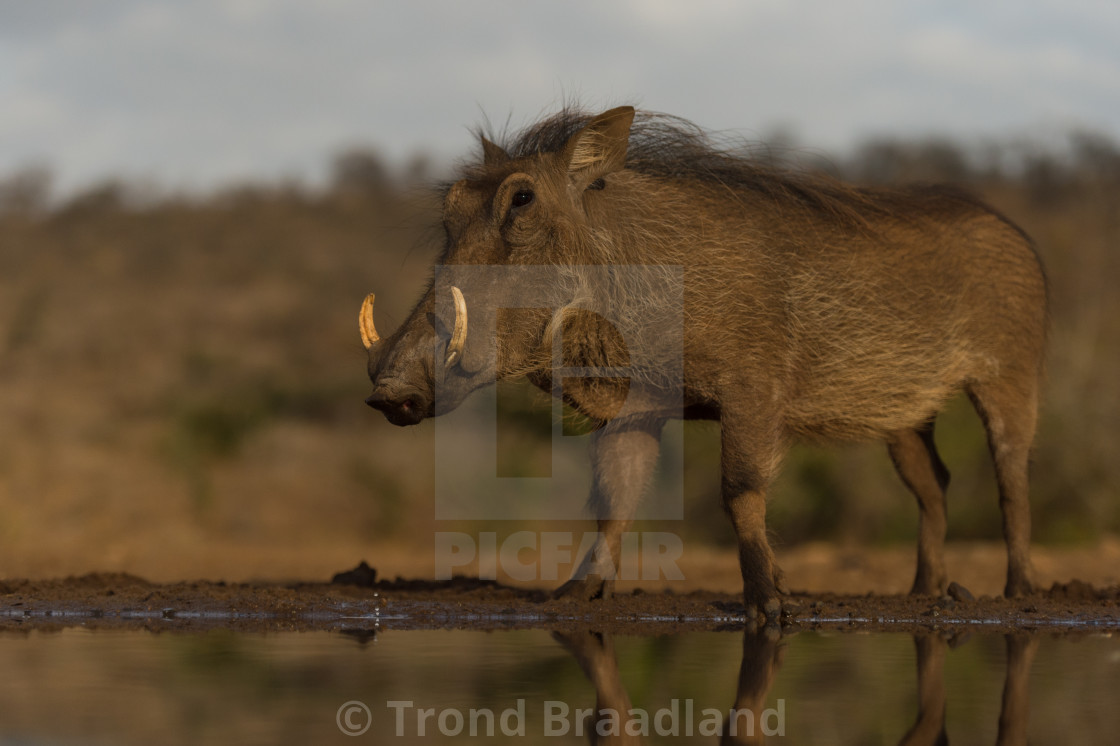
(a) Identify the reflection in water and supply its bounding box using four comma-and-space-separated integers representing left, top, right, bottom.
720, 628, 784, 745
555, 631, 640, 744
899, 633, 1039, 746
899, 634, 949, 746
556, 628, 1041, 745
996, 636, 1040, 746
0, 625, 1114, 743
556, 628, 784, 744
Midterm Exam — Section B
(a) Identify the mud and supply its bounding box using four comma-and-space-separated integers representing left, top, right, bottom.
2, 569, 1117, 636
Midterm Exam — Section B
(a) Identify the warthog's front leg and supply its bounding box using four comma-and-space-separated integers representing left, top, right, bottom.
720, 405, 788, 625
554, 418, 664, 601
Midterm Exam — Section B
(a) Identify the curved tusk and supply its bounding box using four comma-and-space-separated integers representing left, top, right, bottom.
359, 293, 380, 349
445, 286, 468, 368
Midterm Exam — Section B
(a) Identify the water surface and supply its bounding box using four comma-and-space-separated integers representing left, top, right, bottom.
0, 627, 1117, 743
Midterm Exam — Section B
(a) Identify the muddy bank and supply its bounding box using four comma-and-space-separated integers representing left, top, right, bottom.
1, 571, 1117, 636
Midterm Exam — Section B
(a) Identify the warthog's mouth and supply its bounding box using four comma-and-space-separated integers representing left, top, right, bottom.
365, 389, 431, 427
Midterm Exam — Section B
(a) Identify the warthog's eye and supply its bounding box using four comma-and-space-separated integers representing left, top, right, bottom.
588, 178, 606, 191
511, 189, 535, 209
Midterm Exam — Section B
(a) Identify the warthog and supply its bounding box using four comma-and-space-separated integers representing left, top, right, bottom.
361, 106, 1047, 620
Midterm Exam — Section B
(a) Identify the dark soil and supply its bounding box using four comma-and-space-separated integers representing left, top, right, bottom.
2, 570, 1117, 636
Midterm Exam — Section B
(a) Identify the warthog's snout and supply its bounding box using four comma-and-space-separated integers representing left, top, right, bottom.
365, 383, 431, 427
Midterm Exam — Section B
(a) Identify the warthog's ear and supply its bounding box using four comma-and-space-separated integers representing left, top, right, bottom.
481, 136, 509, 165
561, 106, 635, 191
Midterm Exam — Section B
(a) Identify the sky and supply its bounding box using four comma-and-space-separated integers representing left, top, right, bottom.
2, 0, 1119, 196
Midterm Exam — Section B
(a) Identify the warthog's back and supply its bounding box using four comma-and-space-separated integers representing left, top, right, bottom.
681, 183, 1047, 441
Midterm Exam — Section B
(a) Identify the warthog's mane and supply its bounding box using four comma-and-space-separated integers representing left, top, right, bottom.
484, 105, 896, 227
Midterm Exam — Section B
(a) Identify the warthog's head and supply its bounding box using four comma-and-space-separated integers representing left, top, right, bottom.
361, 106, 638, 426
359, 285, 469, 426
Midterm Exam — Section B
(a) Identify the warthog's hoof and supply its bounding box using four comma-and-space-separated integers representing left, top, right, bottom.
743, 596, 784, 636
909, 572, 949, 597
773, 568, 790, 596
1004, 576, 1033, 598
553, 576, 612, 601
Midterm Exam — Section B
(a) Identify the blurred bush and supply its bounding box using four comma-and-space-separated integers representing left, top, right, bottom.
0, 132, 1116, 580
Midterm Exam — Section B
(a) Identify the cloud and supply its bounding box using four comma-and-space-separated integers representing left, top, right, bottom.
1, 0, 1117, 195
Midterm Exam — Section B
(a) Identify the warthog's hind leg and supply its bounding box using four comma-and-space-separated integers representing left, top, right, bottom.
968, 374, 1039, 598
888, 419, 951, 596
